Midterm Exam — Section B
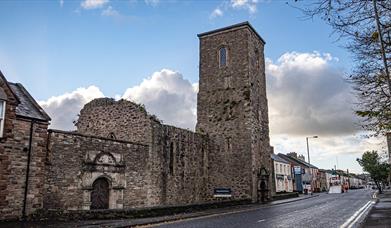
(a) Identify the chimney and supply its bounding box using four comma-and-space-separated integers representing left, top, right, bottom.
287, 152, 297, 158
298, 154, 305, 161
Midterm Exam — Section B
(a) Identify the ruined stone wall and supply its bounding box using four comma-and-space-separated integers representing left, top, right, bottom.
76, 98, 158, 145
196, 27, 254, 200
75, 98, 214, 207
44, 130, 152, 210
157, 125, 210, 205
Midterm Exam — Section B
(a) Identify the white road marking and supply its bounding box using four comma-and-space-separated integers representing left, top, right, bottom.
340, 200, 375, 228
257, 219, 265, 223
347, 201, 375, 228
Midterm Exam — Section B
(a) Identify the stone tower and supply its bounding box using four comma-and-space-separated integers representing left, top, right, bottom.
196, 22, 272, 202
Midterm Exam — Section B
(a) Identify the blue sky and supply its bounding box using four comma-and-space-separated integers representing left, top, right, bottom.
1, 0, 385, 173
0, 0, 350, 100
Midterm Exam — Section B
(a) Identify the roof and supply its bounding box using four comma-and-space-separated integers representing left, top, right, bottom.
271, 154, 290, 164
9, 83, 51, 122
197, 21, 266, 44
0, 70, 20, 104
278, 153, 318, 169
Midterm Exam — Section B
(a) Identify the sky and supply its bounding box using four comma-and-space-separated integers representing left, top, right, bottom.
0, 0, 388, 174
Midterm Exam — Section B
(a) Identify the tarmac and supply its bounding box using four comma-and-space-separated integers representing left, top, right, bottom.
362, 189, 391, 227
0, 193, 319, 228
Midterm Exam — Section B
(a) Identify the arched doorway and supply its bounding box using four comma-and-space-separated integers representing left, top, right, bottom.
258, 167, 270, 202
91, 178, 110, 209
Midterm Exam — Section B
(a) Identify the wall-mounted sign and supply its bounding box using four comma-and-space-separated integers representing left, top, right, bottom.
276, 174, 284, 179
213, 188, 232, 198
294, 166, 301, 175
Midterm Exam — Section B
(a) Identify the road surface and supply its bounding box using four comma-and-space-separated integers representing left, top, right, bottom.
152, 189, 376, 228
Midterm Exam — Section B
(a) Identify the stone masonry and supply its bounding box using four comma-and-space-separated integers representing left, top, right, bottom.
0, 21, 273, 221
196, 22, 273, 202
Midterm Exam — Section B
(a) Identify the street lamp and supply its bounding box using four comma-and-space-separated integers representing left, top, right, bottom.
306, 135, 318, 194
306, 136, 318, 164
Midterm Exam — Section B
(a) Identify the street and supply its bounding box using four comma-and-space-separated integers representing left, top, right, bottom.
151, 189, 376, 228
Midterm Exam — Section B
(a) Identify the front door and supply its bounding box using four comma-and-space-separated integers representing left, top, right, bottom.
91, 178, 109, 209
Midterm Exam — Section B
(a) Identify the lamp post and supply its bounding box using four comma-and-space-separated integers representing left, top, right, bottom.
306, 136, 318, 164
306, 135, 318, 194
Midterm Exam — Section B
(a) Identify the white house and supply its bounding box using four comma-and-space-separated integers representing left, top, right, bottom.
272, 154, 293, 193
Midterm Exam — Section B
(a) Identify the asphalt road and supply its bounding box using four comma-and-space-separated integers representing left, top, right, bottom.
153, 189, 376, 228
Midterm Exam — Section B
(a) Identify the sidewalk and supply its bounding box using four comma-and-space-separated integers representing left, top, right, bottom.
361, 189, 391, 227
0, 194, 318, 228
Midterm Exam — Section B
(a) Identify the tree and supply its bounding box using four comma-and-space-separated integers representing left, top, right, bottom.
357, 151, 390, 193
294, 0, 391, 136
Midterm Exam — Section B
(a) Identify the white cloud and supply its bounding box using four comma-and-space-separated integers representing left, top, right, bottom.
266, 51, 358, 136
122, 69, 197, 130
101, 6, 119, 17
210, 8, 224, 19
38, 53, 385, 172
145, 0, 159, 7
231, 0, 258, 14
39, 86, 104, 130
210, 0, 260, 19
80, 0, 109, 10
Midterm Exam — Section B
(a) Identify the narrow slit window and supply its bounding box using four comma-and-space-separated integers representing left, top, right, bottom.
219, 47, 227, 67
169, 142, 174, 174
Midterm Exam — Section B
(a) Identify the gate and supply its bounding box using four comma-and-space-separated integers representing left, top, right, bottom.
91, 178, 109, 209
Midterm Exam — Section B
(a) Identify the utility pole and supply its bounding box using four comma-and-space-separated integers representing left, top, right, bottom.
306, 136, 318, 165
306, 136, 318, 194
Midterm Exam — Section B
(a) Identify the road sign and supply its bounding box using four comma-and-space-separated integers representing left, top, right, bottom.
294, 166, 301, 175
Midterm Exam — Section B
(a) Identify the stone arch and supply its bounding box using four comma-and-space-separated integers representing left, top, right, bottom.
90, 177, 110, 210
258, 167, 270, 202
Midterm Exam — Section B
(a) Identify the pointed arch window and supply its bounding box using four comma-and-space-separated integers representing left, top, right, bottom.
219, 47, 227, 67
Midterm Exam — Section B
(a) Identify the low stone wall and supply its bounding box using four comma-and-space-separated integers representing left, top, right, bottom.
272, 192, 299, 201
29, 199, 251, 222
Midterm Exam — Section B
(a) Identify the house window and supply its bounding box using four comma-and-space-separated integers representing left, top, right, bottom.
0, 101, 5, 138
219, 47, 227, 67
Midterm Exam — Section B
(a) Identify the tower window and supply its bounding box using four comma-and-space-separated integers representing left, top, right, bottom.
219, 47, 227, 67
255, 49, 260, 69
169, 142, 174, 174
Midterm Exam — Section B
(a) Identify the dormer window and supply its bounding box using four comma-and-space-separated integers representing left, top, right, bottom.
219, 47, 227, 67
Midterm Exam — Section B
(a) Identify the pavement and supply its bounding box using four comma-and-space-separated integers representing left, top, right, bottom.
0, 190, 375, 228
361, 189, 391, 227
